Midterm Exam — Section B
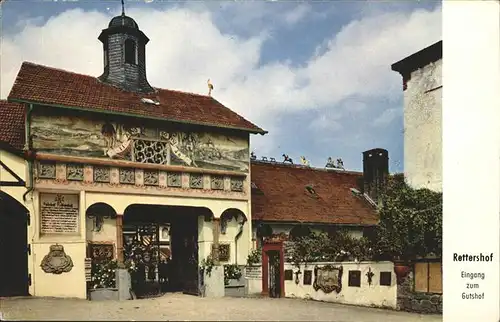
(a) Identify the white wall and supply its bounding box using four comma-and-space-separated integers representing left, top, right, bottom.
285, 261, 397, 309
244, 265, 262, 295
404, 59, 442, 192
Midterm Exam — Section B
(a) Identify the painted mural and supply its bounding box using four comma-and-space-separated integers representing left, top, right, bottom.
30, 112, 250, 172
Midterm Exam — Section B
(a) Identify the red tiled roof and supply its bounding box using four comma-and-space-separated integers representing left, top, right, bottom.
0, 100, 25, 151
8, 62, 265, 134
250, 161, 379, 225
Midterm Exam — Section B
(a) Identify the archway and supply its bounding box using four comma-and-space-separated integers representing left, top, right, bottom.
0, 191, 29, 296
255, 223, 273, 248
220, 209, 247, 264
122, 204, 212, 298
86, 202, 117, 233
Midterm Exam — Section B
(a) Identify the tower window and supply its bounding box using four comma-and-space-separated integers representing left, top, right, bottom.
124, 39, 137, 65
104, 49, 108, 67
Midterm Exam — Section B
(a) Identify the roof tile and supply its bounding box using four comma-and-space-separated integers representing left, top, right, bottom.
0, 100, 25, 151
8, 62, 265, 133
251, 161, 379, 225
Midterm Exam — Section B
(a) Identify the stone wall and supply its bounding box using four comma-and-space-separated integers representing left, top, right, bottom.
397, 271, 442, 314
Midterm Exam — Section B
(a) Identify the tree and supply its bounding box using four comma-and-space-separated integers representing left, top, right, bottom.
370, 174, 442, 261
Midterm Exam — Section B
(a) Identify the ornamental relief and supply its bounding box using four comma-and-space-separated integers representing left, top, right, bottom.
67, 164, 84, 181
34, 162, 247, 196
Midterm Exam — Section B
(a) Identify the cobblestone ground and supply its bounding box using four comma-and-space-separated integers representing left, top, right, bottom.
1, 293, 442, 321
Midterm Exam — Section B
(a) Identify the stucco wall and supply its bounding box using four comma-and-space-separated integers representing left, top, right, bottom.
0, 150, 34, 296
86, 218, 117, 244
0, 152, 86, 299
31, 190, 88, 298
244, 265, 262, 295
285, 261, 397, 308
403, 59, 442, 192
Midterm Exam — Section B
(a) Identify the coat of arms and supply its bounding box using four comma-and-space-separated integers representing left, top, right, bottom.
313, 264, 343, 294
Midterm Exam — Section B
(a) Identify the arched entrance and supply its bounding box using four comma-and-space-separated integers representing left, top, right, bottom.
122, 205, 211, 298
0, 191, 29, 296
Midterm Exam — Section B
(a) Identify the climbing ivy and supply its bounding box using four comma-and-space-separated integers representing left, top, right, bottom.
286, 230, 373, 267
370, 174, 442, 261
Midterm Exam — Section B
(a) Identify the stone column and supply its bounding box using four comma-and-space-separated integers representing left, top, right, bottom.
212, 218, 220, 264
116, 214, 124, 263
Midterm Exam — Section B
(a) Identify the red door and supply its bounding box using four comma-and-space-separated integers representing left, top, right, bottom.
261, 242, 284, 298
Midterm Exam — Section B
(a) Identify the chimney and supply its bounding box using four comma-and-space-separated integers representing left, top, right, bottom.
362, 148, 389, 201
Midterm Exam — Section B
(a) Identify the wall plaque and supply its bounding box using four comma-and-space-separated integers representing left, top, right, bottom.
245, 266, 262, 279
313, 265, 343, 294
380, 271, 392, 286
218, 243, 230, 262
89, 243, 114, 262
348, 270, 361, 287
40, 193, 79, 234
40, 244, 74, 274
303, 270, 313, 285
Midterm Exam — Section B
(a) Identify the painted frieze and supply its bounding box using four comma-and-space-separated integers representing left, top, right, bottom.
31, 110, 249, 172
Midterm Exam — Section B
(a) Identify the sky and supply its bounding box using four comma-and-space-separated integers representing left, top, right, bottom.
0, 0, 442, 172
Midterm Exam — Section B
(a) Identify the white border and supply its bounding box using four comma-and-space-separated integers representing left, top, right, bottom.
443, 1, 500, 320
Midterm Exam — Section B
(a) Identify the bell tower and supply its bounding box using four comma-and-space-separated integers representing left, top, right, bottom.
98, 0, 155, 93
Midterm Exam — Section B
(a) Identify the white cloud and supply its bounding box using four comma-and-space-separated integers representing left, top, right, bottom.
283, 4, 311, 25
0, 4, 441, 156
372, 108, 401, 127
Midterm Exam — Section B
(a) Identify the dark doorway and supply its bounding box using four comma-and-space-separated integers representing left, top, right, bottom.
123, 205, 203, 298
267, 250, 281, 298
0, 191, 29, 297
261, 242, 284, 298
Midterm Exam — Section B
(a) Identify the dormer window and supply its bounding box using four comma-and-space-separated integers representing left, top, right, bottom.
124, 39, 137, 65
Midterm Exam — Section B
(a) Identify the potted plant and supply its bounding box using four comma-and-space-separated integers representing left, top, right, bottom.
224, 264, 244, 297
89, 259, 119, 301
246, 248, 261, 266
224, 264, 243, 287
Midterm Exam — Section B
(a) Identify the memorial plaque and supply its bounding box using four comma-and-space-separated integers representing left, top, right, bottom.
245, 266, 262, 279
40, 193, 79, 234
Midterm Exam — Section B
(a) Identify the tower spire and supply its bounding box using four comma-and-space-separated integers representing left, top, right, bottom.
121, 0, 125, 16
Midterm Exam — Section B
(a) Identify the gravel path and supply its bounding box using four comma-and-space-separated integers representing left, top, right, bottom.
0, 293, 442, 321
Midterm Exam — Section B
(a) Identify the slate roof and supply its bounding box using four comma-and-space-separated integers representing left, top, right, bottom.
250, 161, 379, 225
8, 62, 265, 134
0, 100, 25, 151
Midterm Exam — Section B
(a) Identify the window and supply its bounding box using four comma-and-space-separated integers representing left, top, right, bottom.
284, 270, 293, 281
124, 39, 137, 64
379, 271, 392, 286
103, 42, 109, 67
348, 270, 361, 287
414, 261, 442, 294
